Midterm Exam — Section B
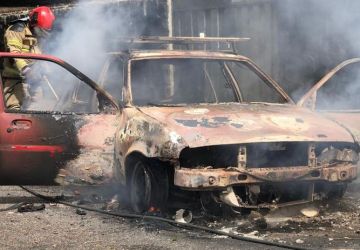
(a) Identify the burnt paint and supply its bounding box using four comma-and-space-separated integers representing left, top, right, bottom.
175, 116, 243, 129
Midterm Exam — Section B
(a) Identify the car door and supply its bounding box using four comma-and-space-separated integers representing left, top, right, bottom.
0, 52, 120, 185
298, 58, 360, 142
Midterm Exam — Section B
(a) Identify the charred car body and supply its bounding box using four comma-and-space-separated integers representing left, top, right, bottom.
0, 37, 358, 213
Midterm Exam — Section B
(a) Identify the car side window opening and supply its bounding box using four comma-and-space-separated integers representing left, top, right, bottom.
101, 57, 124, 106
227, 62, 283, 103
316, 63, 360, 111
130, 58, 284, 106
1, 59, 98, 113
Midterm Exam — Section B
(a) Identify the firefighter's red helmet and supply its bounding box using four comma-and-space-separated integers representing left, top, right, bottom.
29, 6, 55, 30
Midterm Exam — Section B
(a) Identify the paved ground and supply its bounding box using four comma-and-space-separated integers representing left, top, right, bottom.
1, 184, 360, 249
0, 186, 281, 250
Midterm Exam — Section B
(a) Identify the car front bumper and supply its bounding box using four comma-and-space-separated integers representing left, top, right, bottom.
174, 163, 358, 190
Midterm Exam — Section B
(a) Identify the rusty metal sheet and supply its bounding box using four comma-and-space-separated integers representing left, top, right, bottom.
136, 104, 355, 149
319, 113, 360, 143
55, 114, 119, 185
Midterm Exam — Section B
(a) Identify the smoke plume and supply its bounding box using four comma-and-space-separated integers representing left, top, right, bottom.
48, 1, 128, 79
277, 0, 360, 101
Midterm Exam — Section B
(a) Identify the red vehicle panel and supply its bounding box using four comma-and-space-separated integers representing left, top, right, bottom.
0, 53, 119, 185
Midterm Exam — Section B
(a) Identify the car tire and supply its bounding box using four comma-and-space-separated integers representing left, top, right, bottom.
128, 157, 169, 213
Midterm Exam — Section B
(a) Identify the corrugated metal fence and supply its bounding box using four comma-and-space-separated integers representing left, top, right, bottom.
173, 0, 279, 82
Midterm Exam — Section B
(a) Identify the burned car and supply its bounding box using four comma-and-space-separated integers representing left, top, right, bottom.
107, 41, 359, 212
0, 38, 358, 214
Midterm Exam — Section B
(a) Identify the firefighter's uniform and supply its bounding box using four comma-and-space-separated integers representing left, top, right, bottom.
2, 21, 41, 110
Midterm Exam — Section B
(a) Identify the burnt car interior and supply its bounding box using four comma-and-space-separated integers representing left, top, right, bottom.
130, 58, 286, 106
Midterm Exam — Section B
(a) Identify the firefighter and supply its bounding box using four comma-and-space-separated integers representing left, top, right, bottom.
2, 6, 55, 110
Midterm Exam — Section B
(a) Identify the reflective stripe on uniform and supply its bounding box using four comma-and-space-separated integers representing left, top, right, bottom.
15, 59, 28, 71
7, 39, 23, 48
5, 38, 29, 70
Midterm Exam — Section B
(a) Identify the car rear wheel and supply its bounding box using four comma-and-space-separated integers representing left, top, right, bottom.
128, 158, 169, 213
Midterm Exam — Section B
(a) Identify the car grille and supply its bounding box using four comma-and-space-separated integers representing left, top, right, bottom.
179, 142, 309, 168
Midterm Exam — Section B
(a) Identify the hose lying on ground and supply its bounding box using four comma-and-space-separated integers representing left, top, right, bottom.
19, 185, 309, 250
0, 202, 26, 212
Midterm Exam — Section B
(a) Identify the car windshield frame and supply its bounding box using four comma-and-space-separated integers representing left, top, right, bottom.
127, 56, 293, 106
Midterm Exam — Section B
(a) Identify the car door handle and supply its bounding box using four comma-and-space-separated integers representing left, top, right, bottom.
7, 119, 32, 133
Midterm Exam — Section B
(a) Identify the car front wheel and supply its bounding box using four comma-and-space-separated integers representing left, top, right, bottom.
128, 157, 169, 213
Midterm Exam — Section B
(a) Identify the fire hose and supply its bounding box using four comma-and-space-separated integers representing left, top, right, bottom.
18, 185, 309, 250
0, 202, 26, 212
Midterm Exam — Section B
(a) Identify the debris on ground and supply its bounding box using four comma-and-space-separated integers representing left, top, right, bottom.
300, 207, 320, 218
295, 239, 304, 244
248, 211, 268, 230
243, 230, 264, 239
2, 185, 360, 249
174, 209, 193, 223
75, 208, 87, 216
17, 203, 45, 213
105, 195, 120, 211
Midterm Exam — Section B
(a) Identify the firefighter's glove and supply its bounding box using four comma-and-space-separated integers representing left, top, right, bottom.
21, 66, 43, 82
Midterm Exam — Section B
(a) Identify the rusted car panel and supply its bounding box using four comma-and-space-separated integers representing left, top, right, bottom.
135, 104, 355, 148
114, 103, 358, 181
55, 114, 119, 185
319, 113, 360, 142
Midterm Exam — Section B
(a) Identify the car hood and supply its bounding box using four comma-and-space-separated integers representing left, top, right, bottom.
138, 103, 355, 148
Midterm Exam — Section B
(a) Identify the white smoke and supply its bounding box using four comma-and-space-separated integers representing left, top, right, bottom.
48, 0, 129, 79
277, 0, 360, 101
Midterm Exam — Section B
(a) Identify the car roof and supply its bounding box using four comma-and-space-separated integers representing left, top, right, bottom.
108, 50, 250, 61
